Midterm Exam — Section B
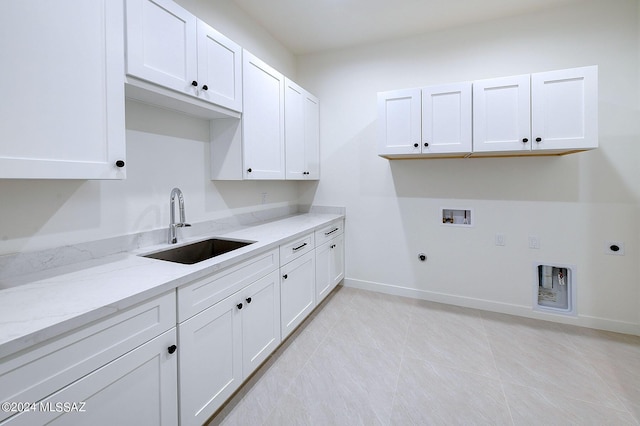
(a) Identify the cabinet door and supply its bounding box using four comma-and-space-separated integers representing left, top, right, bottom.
329, 233, 345, 290
196, 20, 242, 112
242, 51, 285, 179
422, 82, 472, 154
178, 295, 242, 426
531, 66, 598, 152
473, 74, 531, 153
241, 270, 281, 375
0, 0, 125, 179
125, 0, 198, 96
315, 235, 345, 304
285, 80, 320, 180
4, 330, 178, 426
377, 88, 422, 156
304, 91, 321, 179
284, 78, 306, 180
280, 252, 316, 339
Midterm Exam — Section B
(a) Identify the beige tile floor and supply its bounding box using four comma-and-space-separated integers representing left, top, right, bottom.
208, 286, 640, 425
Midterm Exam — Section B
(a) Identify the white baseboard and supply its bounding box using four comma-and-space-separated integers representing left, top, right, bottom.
343, 278, 640, 336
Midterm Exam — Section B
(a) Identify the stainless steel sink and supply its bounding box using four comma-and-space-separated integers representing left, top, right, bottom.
142, 238, 255, 265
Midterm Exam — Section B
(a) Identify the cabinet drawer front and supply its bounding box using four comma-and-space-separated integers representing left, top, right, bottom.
279, 233, 314, 265
0, 291, 176, 423
178, 248, 280, 322
315, 220, 344, 246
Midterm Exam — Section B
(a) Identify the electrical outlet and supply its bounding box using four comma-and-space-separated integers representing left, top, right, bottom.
495, 233, 505, 246
605, 241, 625, 255
261, 192, 268, 204
528, 235, 540, 249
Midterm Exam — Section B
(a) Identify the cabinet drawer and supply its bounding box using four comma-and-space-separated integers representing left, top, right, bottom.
315, 219, 344, 246
0, 291, 176, 423
178, 248, 279, 322
279, 233, 314, 265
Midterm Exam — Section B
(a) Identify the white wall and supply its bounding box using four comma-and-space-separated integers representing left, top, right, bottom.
0, 2, 297, 256
298, 0, 640, 333
175, 0, 296, 77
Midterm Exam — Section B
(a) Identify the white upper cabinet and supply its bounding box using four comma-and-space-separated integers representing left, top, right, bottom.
473, 66, 597, 155
285, 78, 320, 180
378, 84, 471, 158
125, 0, 242, 114
0, 0, 126, 179
197, 21, 243, 112
472, 74, 532, 154
531, 66, 598, 152
242, 51, 286, 180
377, 88, 422, 157
422, 82, 472, 155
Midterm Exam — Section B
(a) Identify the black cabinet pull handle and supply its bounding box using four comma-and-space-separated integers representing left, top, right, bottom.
115, 160, 125, 168
536, 137, 542, 142
237, 303, 243, 310
324, 228, 339, 236
167, 345, 177, 354
246, 297, 252, 304
292, 242, 307, 251
202, 85, 208, 91
191, 80, 198, 86
413, 143, 419, 148
283, 274, 288, 279
247, 168, 252, 173
522, 138, 529, 143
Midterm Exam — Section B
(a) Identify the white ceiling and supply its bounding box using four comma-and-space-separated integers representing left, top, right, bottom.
231, 0, 586, 55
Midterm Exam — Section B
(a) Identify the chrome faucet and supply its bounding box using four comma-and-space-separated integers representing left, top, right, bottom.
168, 188, 191, 244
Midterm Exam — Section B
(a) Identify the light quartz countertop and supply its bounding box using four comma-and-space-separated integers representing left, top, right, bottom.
0, 212, 344, 359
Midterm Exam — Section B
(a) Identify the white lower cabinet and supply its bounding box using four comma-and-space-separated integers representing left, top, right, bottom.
177, 269, 281, 426
280, 251, 316, 339
2, 330, 178, 426
315, 233, 345, 304
0, 292, 177, 426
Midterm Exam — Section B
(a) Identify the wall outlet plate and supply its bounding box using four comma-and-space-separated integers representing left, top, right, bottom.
495, 233, 505, 246
528, 235, 540, 249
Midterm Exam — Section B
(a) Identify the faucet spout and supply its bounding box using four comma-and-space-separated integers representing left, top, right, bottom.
169, 188, 191, 244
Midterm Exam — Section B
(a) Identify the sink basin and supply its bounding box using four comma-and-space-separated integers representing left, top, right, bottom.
142, 238, 255, 265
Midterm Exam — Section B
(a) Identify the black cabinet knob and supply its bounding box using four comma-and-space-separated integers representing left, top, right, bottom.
413, 143, 419, 148
536, 137, 542, 142
202, 85, 208, 91
115, 160, 125, 168
282, 274, 288, 280
191, 80, 198, 87
424, 142, 429, 147
246, 297, 252, 304
237, 303, 243, 310
247, 168, 252, 173
522, 138, 529, 143
167, 344, 177, 354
